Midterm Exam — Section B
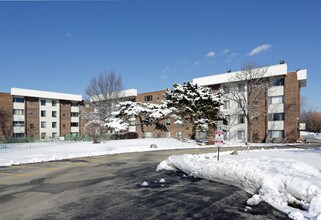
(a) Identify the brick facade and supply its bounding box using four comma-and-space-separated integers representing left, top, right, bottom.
0, 93, 13, 141
248, 88, 268, 143
136, 90, 165, 104
60, 100, 71, 136
79, 101, 94, 136
284, 71, 300, 142
136, 90, 193, 139
25, 97, 39, 139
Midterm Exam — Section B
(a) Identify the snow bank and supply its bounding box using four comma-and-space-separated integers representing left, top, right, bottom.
0, 138, 199, 166
157, 152, 321, 219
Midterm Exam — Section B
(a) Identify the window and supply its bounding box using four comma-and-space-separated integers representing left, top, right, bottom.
269, 113, 284, 121
165, 118, 171, 125
41, 99, 46, 106
41, 132, 46, 139
223, 85, 230, 93
71, 112, 79, 117
52, 111, 57, 118
52, 122, 57, 128
238, 83, 245, 92
13, 109, 24, 115
41, 110, 46, 117
223, 101, 230, 109
41, 122, 46, 128
270, 96, 284, 104
13, 121, 24, 127
52, 100, 57, 106
166, 132, 171, 138
145, 132, 153, 138
197, 131, 208, 139
272, 78, 284, 86
176, 131, 182, 139
269, 130, 284, 139
13, 133, 25, 138
71, 122, 79, 127
71, 102, 78, 107
144, 95, 153, 102
30, 124, 34, 129
238, 115, 245, 124
52, 132, 57, 138
238, 130, 245, 140
85, 103, 90, 108
129, 118, 136, 126
63, 124, 66, 129
13, 97, 24, 103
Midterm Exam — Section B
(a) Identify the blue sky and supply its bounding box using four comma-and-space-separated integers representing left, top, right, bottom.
0, 1, 320, 109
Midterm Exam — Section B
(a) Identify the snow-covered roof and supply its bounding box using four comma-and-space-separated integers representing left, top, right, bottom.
193, 64, 288, 86
90, 89, 137, 102
11, 88, 82, 101
297, 69, 307, 87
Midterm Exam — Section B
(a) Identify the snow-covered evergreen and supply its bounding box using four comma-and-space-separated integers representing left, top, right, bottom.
165, 81, 225, 139
107, 101, 172, 137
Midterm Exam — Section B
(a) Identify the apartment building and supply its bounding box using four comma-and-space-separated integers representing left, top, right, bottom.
0, 88, 84, 141
133, 63, 307, 143
135, 90, 192, 139
193, 63, 307, 143
0, 62, 307, 143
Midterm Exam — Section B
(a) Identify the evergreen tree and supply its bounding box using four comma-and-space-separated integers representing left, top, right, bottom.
165, 82, 225, 139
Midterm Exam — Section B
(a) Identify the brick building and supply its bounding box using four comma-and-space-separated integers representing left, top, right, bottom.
0, 62, 307, 143
135, 90, 194, 139
0, 88, 89, 141
192, 63, 307, 143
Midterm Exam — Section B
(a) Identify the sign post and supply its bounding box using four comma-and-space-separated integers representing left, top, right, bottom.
215, 120, 224, 161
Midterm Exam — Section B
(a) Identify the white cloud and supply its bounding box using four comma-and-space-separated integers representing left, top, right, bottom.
162, 67, 168, 74
222, 49, 229, 55
66, 33, 72, 37
248, 44, 271, 56
161, 67, 169, 80
194, 61, 199, 66
225, 52, 239, 63
205, 51, 216, 58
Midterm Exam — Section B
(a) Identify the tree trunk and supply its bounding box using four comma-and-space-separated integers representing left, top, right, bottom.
191, 124, 196, 140
247, 116, 251, 143
139, 116, 145, 138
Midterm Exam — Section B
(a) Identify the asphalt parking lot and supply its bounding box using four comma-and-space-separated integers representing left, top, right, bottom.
0, 147, 292, 220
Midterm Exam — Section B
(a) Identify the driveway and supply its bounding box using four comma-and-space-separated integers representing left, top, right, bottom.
0, 148, 289, 219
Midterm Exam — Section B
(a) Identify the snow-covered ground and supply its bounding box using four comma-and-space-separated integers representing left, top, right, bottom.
157, 148, 321, 220
0, 138, 202, 166
301, 131, 321, 140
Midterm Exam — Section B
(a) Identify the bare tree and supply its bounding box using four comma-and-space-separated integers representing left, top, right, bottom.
305, 111, 321, 133
85, 71, 124, 121
225, 62, 271, 142
84, 71, 124, 141
0, 109, 11, 142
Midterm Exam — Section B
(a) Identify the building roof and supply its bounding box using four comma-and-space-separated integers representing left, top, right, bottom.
11, 88, 82, 101
193, 64, 288, 86
90, 89, 137, 102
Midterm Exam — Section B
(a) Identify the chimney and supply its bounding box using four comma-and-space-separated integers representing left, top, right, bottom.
227, 69, 232, 73
279, 60, 285, 64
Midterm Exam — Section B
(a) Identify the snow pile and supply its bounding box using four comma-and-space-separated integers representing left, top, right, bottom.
0, 138, 199, 166
157, 153, 321, 219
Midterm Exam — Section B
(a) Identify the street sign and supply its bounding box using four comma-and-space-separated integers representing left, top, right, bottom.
215, 131, 224, 144
217, 120, 224, 132
215, 126, 225, 161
